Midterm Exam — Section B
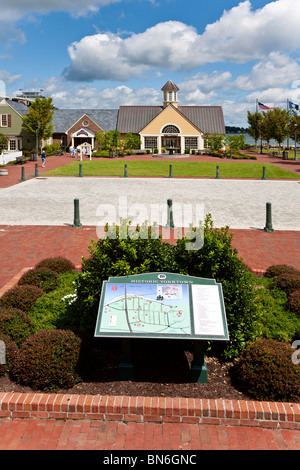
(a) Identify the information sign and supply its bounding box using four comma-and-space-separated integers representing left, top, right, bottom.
94, 272, 229, 341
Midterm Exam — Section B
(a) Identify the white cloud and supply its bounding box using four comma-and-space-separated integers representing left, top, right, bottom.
0, 70, 22, 85
42, 76, 161, 108
0, 0, 120, 21
64, 0, 300, 81
234, 53, 300, 91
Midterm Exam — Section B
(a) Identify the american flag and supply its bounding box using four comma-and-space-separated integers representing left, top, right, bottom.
258, 102, 273, 110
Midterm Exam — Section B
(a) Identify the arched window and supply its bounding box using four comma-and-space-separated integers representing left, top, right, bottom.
162, 125, 180, 134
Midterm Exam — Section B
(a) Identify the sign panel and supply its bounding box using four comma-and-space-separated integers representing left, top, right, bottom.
94, 272, 229, 341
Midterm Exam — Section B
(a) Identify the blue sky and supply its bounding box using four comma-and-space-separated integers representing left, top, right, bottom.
0, 0, 300, 126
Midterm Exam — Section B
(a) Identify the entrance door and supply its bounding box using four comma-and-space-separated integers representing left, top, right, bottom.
162, 137, 180, 150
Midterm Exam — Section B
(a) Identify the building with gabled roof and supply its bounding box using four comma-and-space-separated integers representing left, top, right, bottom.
116, 80, 225, 153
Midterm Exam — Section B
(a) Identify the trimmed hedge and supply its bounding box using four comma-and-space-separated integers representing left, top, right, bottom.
34, 257, 75, 274
0, 285, 44, 312
0, 308, 34, 346
18, 267, 59, 293
12, 329, 81, 391
287, 289, 300, 317
232, 338, 300, 402
264, 264, 299, 278
275, 273, 300, 296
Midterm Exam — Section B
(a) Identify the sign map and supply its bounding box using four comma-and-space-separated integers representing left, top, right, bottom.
95, 272, 229, 341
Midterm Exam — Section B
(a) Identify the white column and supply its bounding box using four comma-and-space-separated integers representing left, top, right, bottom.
140, 135, 145, 150
158, 135, 162, 153
180, 136, 185, 154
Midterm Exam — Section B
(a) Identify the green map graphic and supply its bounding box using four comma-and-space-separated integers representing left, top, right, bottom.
99, 283, 191, 335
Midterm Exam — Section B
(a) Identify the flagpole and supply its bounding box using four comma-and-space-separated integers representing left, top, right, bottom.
287, 99, 289, 148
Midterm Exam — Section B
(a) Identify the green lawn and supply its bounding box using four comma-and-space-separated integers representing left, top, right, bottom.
44, 160, 300, 179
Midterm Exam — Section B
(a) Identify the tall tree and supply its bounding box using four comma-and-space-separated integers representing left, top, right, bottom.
247, 111, 263, 146
22, 97, 54, 153
265, 107, 290, 148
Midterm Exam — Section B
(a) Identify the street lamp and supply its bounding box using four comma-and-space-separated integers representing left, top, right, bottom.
294, 124, 298, 161
36, 128, 39, 161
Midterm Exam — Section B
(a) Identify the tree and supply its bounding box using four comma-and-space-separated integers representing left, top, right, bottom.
264, 107, 290, 148
288, 111, 300, 144
204, 133, 225, 151
247, 111, 263, 146
124, 133, 141, 150
95, 130, 120, 150
0, 135, 9, 155
226, 134, 246, 152
260, 111, 273, 147
22, 97, 54, 153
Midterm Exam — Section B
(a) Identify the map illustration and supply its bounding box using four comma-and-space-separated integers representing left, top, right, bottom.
99, 283, 191, 336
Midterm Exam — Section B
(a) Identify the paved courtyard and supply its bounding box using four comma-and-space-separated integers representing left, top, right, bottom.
0, 177, 299, 230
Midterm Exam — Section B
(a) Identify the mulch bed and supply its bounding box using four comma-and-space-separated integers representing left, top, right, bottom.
0, 339, 250, 400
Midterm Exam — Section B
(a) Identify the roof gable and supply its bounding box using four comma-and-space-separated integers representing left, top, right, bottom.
0, 99, 29, 117
53, 109, 119, 133
140, 104, 201, 134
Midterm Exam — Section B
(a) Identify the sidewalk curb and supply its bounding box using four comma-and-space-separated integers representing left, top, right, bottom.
0, 392, 299, 430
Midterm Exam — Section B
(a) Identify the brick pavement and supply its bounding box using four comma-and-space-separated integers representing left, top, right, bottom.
0, 151, 299, 451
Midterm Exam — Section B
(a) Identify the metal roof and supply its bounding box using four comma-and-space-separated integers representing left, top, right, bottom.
117, 106, 163, 134
0, 99, 29, 116
161, 80, 180, 92
179, 106, 225, 134
117, 105, 225, 134
52, 109, 119, 133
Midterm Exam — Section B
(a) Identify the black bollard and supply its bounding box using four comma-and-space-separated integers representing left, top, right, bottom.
35, 163, 39, 177
264, 202, 274, 232
21, 166, 25, 181
124, 164, 128, 178
79, 163, 83, 177
166, 198, 175, 229
262, 166, 266, 180
216, 165, 220, 179
72, 198, 82, 228
169, 164, 173, 178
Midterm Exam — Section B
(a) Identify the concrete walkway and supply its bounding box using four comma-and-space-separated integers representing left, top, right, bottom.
0, 177, 299, 230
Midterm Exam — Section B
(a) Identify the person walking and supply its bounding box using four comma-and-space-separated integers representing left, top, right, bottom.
41, 149, 46, 167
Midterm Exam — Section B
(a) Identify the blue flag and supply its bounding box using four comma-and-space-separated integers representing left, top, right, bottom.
289, 101, 299, 111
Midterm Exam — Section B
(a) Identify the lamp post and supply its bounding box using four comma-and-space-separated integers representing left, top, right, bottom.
36, 128, 38, 161
294, 124, 298, 161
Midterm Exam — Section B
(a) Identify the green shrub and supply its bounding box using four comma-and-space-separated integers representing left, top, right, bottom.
43, 143, 60, 156
18, 267, 59, 293
275, 273, 300, 296
287, 290, 300, 317
65, 216, 259, 360
264, 264, 299, 278
28, 271, 79, 331
232, 338, 300, 401
254, 277, 300, 342
12, 329, 81, 391
63, 221, 176, 337
92, 150, 109, 157
0, 308, 34, 346
0, 333, 18, 377
0, 285, 44, 312
174, 215, 259, 359
34, 257, 75, 274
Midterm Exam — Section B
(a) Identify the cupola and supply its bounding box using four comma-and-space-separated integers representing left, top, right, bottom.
161, 80, 179, 108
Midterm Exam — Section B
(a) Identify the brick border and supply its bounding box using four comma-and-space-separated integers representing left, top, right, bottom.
0, 393, 299, 429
